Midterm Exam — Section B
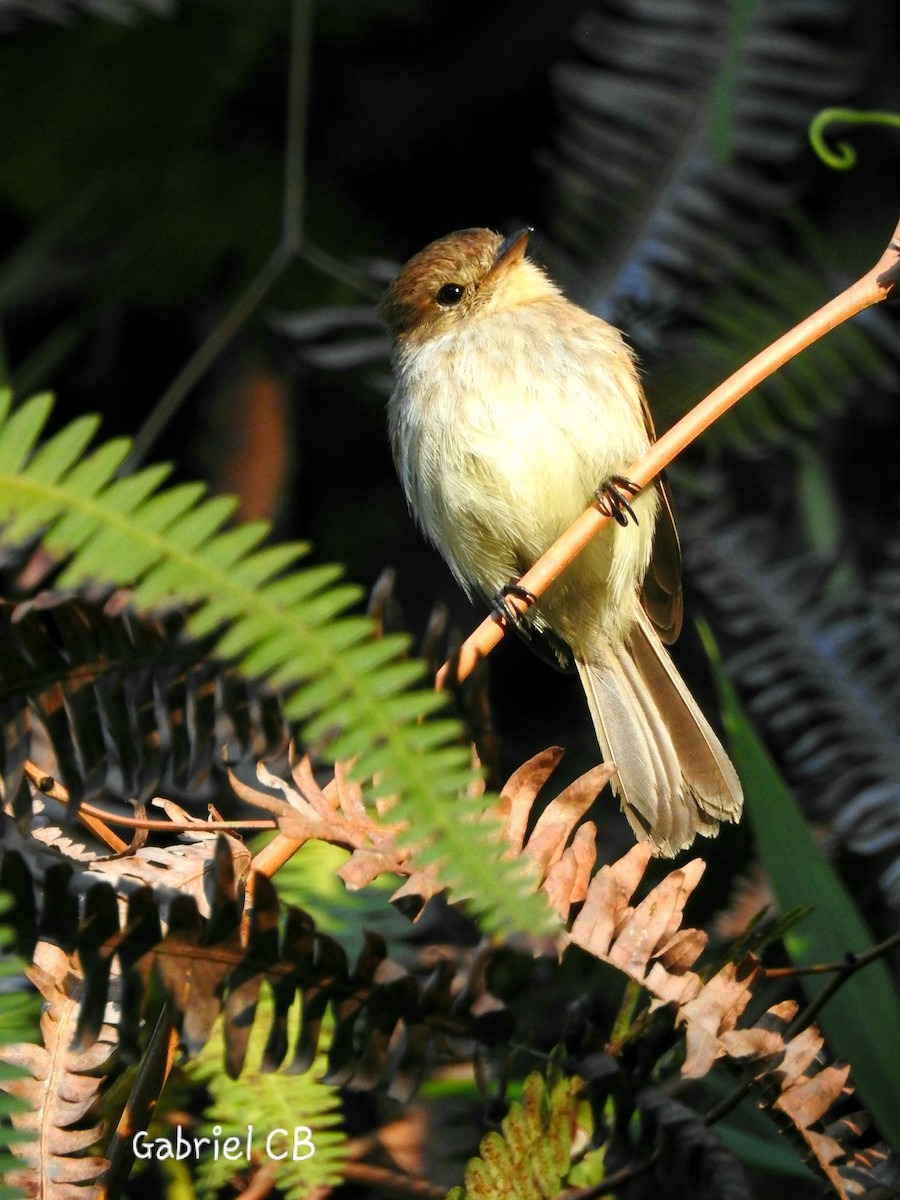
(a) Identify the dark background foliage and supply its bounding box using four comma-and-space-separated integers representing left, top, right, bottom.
1, 2, 900, 1194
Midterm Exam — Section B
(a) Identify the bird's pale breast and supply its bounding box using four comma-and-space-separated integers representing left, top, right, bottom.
389, 301, 658, 651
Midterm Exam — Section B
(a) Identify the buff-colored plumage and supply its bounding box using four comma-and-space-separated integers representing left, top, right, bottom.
381, 228, 742, 855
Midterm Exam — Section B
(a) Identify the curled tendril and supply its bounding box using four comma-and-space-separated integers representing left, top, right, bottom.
809, 107, 900, 171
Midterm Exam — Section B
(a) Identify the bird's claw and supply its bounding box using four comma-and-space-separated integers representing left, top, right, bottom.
491, 583, 537, 633
594, 475, 641, 527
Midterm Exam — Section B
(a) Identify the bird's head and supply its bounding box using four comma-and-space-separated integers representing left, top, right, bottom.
380, 227, 558, 347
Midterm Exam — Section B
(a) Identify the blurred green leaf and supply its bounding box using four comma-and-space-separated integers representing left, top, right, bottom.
0, 893, 41, 1199
710, 644, 900, 1151
0, 5, 285, 308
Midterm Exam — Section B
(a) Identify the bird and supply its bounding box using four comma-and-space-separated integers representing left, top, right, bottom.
380, 227, 742, 855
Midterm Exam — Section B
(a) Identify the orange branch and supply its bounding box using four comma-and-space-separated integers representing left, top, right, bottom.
24, 759, 128, 853
22, 759, 278, 841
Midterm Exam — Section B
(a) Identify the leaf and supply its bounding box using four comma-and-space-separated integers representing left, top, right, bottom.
189, 987, 346, 1199
543, 793, 891, 1193
687, 503, 900, 908
497, 748, 612, 917
567, 844, 708, 1008
448, 1071, 585, 1200
711, 652, 900, 1152
0, 591, 289, 808
80, 816, 252, 920
0, 893, 42, 1200
0, 390, 552, 937
636, 1088, 753, 1200
0, 951, 113, 1196
545, 0, 859, 332
0, 839, 515, 1104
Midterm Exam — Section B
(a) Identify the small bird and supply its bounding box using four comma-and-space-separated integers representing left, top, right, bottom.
380, 227, 742, 855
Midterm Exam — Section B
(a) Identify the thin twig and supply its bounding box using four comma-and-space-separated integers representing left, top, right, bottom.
299, 241, 384, 302
24, 759, 127, 852
436, 216, 900, 689
124, 245, 292, 471
234, 1165, 277, 1200
339, 1161, 447, 1199
701, 1074, 756, 1128
783, 933, 900, 1041
125, 0, 315, 472
282, 0, 313, 252
23, 759, 278, 836
764, 930, 900, 979
703, 925, 900, 1127
560, 1150, 658, 1199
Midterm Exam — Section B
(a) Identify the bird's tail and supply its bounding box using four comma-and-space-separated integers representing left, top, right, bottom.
576, 610, 743, 856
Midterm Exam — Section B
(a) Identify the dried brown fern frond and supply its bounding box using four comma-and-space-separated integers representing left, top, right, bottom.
0, 592, 288, 817
491, 750, 896, 1197
3, 731, 896, 1197
0, 945, 115, 1196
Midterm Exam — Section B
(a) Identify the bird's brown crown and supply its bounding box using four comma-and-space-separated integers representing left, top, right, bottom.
380, 227, 557, 347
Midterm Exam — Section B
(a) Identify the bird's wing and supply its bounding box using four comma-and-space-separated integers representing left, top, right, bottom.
637, 389, 683, 644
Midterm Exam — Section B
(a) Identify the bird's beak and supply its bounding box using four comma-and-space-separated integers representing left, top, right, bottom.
489, 227, 532, 276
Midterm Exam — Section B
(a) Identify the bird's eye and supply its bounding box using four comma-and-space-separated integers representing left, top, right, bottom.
435, 283, 465, 306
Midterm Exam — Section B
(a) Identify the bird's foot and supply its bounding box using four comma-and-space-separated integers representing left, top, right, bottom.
491, 583, 537, 634
594, 475, 641, 527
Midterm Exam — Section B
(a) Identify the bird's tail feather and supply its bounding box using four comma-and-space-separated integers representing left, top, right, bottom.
576, 610, 743, 856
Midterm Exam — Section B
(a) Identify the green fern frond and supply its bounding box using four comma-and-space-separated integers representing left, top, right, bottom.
258, 837, 408, 964
546, 0, 858, 323
189, 987, 345, 1198
685, 500, 900, 907
448, 1071, 585, 1200
0, 894, 41, 1199
0, 390, 551, 935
